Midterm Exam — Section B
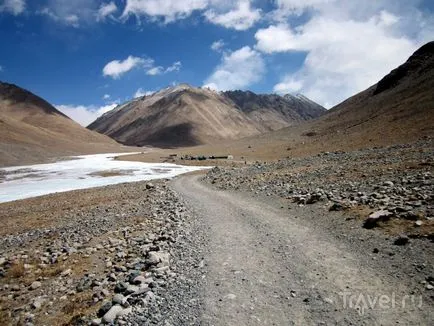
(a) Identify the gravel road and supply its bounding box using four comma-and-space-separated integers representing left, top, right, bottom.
172, 174, 433, 325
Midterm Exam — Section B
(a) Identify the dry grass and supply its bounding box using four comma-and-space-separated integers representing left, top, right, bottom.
6, 261, 25, 279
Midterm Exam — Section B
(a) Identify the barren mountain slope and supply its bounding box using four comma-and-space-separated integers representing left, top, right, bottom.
0, 82, 124, 167
164, 42, 434, 161
89, 84, 325, 148
223, 90, 325, 130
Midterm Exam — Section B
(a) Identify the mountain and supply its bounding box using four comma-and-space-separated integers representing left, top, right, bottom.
88, 84, 325, 148
161, 42, 434, 161
223, 90, 325, 131
0, 82, 124, 167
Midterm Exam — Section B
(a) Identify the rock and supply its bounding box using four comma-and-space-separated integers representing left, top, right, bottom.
102, 305, 124, 324
383, 181, 394, 187
60, 269, 71, 277
125, 284, 139, 295
91, 318, 102, 326
31, 297, 46, 310
393, 235, 410, 246
97, 301, 113, 318
112, 294, 128, 307
364, 210, 393, 229
414, 220, 423, 227
114, 282, 128, 294
132, 275, 147, 285
426, 284, 434, 290
146, 183, 155, 190
118, 306, 132, 317
30, 281, 42, 290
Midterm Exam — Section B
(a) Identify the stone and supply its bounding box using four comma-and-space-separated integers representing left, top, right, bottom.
125, 284, 139, 295
414, 220, 423, 227
112, 294, 128, 307
364, 210, 393, 229
60, 269, 71, 277
31, 297, 46, 310
91, 318, 102, 326
146, 183, 155, 190
426, 284, 434, 290
102, 305, 124, 324
132, 275, 147, 285
97, 301, 112, 318
30, 281, 42, 290
114, 282, 128, 294
393, 235, 410, 246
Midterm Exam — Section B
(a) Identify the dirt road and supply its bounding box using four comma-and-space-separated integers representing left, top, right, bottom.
172, 175, 432, 325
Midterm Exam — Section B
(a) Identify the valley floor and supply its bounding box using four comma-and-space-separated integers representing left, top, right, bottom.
0, 139, 432, 325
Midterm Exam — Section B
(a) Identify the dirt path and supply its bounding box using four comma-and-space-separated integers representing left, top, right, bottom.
172, 175, 431, 325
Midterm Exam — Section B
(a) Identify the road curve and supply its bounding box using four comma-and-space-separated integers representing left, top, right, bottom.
171, 174, 430, 325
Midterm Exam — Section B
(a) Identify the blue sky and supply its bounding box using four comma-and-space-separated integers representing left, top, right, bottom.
0, 0, 433, 126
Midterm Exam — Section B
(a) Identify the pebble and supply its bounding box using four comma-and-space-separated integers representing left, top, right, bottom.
30, 281, 42, 290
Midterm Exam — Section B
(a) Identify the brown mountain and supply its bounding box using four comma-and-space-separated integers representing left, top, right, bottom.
88, 84, 325, 148
0, 82, 124, 167
140, 42, 433, 161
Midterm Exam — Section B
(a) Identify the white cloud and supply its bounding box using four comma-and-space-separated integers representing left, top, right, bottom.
256, 1, 434, 107
204, 0, 261, 30
103, 94, 111, 100
134, 88, 155, 98
165, 61, 181, 73
146, 61, 181, 75
146, 66, 163, 76
211, 39, 225, 52
103, 56, 153, 79
57, 103, 118, 126
203, 46, 265, 91
0, 0, 25, 15
39, 0, 101, 27
96, 1, 117, 22
121, 0, 208, 23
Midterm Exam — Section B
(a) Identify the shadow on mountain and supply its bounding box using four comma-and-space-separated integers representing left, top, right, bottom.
135, 123, 201, 148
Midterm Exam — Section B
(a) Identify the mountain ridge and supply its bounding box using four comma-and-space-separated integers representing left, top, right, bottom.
88, 85, 326, 148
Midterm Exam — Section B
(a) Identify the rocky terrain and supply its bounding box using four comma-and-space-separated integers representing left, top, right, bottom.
0, 138, 433, 325
88, 84, 325, 148
204, 139, 434, 240
0, 179, 205, 325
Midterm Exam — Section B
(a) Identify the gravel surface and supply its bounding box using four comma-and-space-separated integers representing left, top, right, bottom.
0, 140, 433, 325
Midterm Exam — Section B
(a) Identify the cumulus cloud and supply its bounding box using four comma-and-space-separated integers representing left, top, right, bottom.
203, 46, 265, 91
57, 103, 118, 126
103, 56, 153, 79
96, 1, 117, 22
134, 88, 155, 98
211, 39, 225, 52
0, 0, 25, 15
103, 94, 111, 100
121, 0, 208, 23
204, 0, 261, 30
256, 0, 434, 107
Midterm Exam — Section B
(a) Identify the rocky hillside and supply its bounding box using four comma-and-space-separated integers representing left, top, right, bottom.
88, 84, 325, 148
0, 82, 124, 167
171, 42, 434, 161
223, 90, 325, 130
